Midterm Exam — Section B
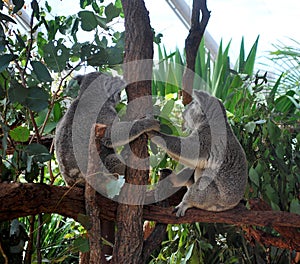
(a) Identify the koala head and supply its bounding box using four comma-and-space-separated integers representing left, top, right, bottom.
183, 90, 228, 130
76, 72, 124, 106
182, 99, 206, 130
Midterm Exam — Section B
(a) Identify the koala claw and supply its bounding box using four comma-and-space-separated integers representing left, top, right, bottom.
173, 202, 190, 217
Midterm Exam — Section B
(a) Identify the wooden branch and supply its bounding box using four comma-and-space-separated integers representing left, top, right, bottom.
244, 198, 300, 250
1, 183, 300, 251
182, 0, 210, 105
82, 124, 107, 263
141, 169, 170, 264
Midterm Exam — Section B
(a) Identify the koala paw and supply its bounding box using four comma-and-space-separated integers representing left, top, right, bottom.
173, 201, 190, 217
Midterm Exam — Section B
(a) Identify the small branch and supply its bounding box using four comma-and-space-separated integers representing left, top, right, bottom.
83, 124, 107, 263
141, 169, 171, 263
242, 226, 297, 251
0, 241, 8, 264
244, 198, 300, 250
23, 8, 35, 72
182, 0, 210, 105
24, 216, 35, 264
39, 62, 82, 136
7, 43, 41, 142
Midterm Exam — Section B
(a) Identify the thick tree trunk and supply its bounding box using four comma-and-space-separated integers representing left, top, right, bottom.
112, 0, 154, 263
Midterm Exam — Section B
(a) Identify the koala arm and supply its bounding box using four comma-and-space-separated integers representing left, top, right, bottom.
147, 130, 210, 168
169, 167, 195, 188
103, 118, 160, 148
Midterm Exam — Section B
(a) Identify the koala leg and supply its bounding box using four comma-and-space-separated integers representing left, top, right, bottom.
174, 175, 222, 217
170, 168, 195, 188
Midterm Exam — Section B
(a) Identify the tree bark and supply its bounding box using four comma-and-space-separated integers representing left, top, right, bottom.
1, 183, 300, 251
81, 124, 107, 264
112, 0, 154, 263
182, 0, 210, 105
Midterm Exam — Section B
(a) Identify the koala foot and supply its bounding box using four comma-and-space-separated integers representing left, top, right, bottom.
173, 201, 191, 217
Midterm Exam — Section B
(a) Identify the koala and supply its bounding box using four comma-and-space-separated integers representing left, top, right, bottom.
55, 72, 160, 190
148, 90, 248, 217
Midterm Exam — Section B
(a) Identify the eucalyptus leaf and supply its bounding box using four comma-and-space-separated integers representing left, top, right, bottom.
31, 0, 39, 19
25, 87, 49, 112
161, 100, 175, 118
267, 121, 281, 144
43, 40, 70, 72
25, 162, 39, 182
80, 0, 92, 9
249, 166, 259, 187
95, 16, 108, 30
87, 50, 108, 66
107, 46, 123, 65
31, 61, 53, 82
9, 126, 30, 142
43, 122, 58, 134
12, 0, 24, 13
0, 54, 18, 72
0, 13, 16, 24
8, 80, 28, 104
53, 102, 62, 122
14, 32, 25, 48
105, 3, 121, 22
78, 11, 98, 31
25, 143, 51, 162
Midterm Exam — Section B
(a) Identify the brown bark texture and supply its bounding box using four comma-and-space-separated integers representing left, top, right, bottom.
182, 0, 210, 105
81, 124, 107, 264
1, 183, 300, 251
112, 0, 154, 263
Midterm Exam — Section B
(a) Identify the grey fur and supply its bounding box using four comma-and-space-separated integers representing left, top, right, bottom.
148, 91, 248, 217
55, 72, 159, 190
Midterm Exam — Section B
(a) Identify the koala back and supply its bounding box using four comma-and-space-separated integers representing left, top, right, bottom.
55, 72, 124, 187
180, 91, 248, 212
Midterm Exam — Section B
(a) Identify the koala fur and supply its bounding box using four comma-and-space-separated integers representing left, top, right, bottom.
55, 72, 159, 190
148, 90, 248, 217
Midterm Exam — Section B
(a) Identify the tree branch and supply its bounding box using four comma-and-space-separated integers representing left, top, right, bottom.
1, 183, 300, 251
182, 0, 210, 105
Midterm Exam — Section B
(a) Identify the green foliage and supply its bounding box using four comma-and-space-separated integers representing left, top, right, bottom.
0, 0, 124, 262
0, 0, 124, 183
270, 39, 300, 92
21, 214, 86, 263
